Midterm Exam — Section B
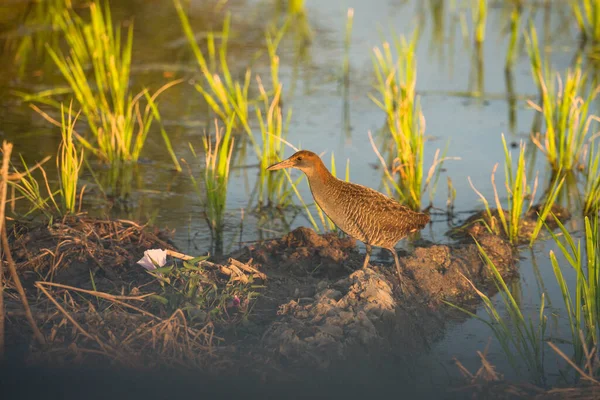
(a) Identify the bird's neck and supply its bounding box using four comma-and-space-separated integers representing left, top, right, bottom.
304, 159, 336, 197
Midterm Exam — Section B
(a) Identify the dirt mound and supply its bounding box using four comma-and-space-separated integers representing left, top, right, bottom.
5, 219, 516, 381
240, 226, 358, 278
263, 267, 395, 368
243, 228, 515, 372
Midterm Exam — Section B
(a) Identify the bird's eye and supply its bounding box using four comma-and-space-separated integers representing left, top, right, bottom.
297, 156, 303, 161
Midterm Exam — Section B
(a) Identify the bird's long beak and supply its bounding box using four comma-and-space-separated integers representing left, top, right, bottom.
267, 157, 294, 171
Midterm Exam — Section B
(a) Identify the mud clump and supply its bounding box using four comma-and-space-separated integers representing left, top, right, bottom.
244, 227, 357, 278
246, 228, 515, 372
6, 217, 517, 383
263, 267, 395, 368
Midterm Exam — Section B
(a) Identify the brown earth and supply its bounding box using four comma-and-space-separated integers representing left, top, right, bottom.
2, 214, 520, 394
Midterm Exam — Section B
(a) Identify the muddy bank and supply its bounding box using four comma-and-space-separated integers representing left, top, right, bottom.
3, 217, 516, 388
228, 227, 515, 373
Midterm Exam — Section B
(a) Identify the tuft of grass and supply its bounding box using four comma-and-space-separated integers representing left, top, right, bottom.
572, 0, 600, 44
255, 79, 292, 209
10, 156, 57, 219
369, 29, 451, 211
57, 102, 84, 214
584, 139, 600, 216
472, 0, 488, 44
548, 214, 600, 375
173, 0, 251, 132
10, 103, 87, 218
187, 119, 234, 254
528, 173, 565, 246
526, 28, 600, 172
35, 1, 181, 170
469, 135, 538, 244
446, 242, 547, 386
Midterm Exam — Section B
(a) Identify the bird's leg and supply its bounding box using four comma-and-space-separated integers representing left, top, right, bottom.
388, 248, 405, 291
362, 244, 372, 269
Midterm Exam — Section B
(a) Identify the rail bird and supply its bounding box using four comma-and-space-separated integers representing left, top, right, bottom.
267, 150, 429, 284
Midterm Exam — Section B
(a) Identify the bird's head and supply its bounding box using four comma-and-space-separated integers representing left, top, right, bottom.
266, 150, 322, 175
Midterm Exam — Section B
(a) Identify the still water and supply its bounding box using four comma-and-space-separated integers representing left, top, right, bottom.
0, 0, 593, 398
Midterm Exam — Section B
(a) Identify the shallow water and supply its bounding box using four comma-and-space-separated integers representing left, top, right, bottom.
0, 0, 595, 397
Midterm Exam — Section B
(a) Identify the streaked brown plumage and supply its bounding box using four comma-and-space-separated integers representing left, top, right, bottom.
267, 150, 429, 283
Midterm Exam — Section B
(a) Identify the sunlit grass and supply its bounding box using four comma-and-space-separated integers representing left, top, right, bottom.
584, 140, 600, 216
369, 29, 451, 211
528, 67, 600, 172
255, 80, 292, 209
28, 1, 181, 171
173, 0, 251, 132
527, 26, 600, 172
528, 173, 565, 246
10, 157, 57, 219
10, 102, 86, 218
187, 119, 234, 253
446, 243, 547, 386
472, 0, 487, 44
450, 214, 600, 386
58, 103, 84, 214
572, 0, 600, 44
548, 214, 600, 380
469, 135, 539, 244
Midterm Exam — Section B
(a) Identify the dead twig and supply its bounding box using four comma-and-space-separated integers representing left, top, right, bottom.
547, 341, 600, 386
36, 282, 109, 352
35, 281, 160, 320
0, 141, 9, 358
1, 142, 46, 348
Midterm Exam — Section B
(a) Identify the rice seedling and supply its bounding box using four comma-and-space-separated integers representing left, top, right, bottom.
9, 103, 86, 218
528, 66, 600, 172
173, 0, 251, 132
469, 135, 538, 244
255, 79, 292, 209
370, 30, 418, 123
57, 103, 84, 214
369, 30, 451, 211
38, 1, 181, 170
446, 242, 547, 386
528, 173, 565, 246
548, 214, 600, 377
527, 26, 600, 172
472, 0, 488, 44
584, 139, 600, 216
9, 156, 57, 219
187, 119, 234, 254
572, 0, 600, 44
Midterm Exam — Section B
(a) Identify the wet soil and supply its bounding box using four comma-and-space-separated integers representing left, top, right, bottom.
226, 226, 515, 374
3, 215, 519, 394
